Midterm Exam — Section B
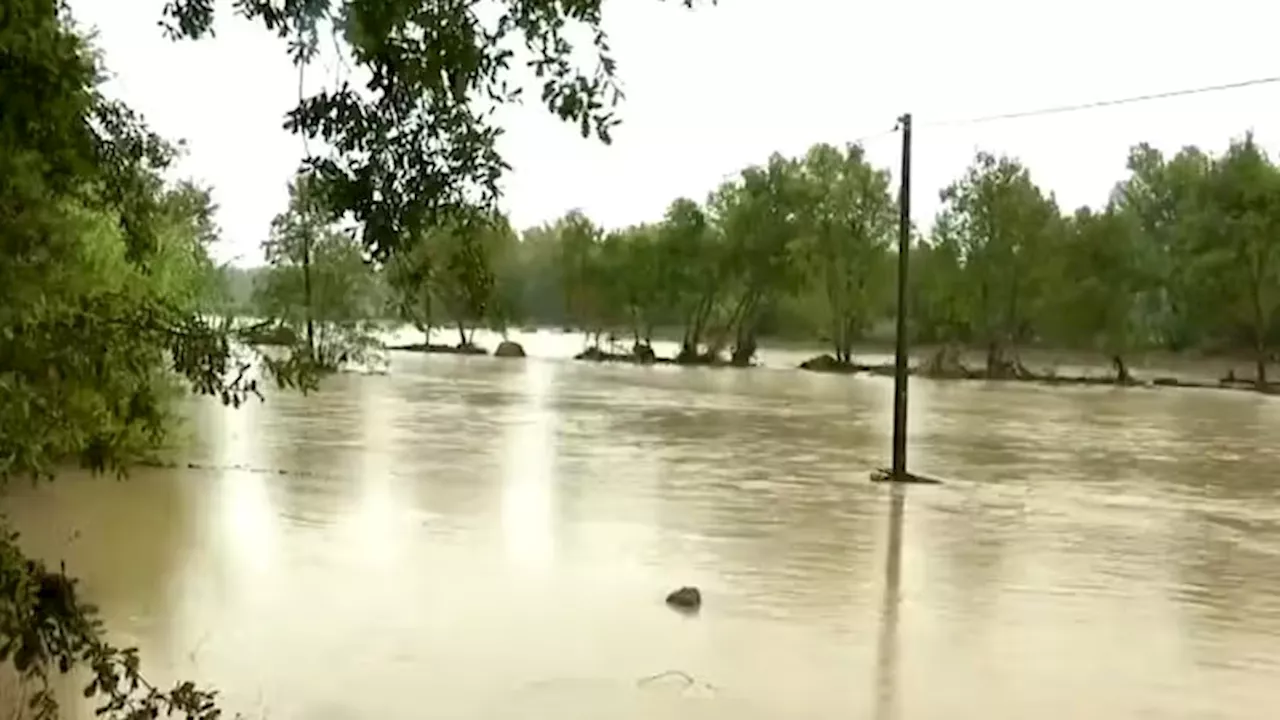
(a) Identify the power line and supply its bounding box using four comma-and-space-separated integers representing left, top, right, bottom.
916, 75, 1280, 129
850, 126, 901, 145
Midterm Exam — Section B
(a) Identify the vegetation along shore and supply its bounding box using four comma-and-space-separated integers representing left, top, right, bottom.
228, 142, 1280, 396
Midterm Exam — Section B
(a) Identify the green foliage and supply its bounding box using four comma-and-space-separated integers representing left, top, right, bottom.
401, 136, 1279, 381
793, 143, 897, 362
255, 172, 384, 367
0, 3, 317, 717
935, 152, 1062, 375
4, 0, 716, 716
384, 211, 516, 345
159, 0, 712, 263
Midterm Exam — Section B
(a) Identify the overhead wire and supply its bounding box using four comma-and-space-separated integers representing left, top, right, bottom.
915, 74, 1280, 129
842, 74, 1280, 147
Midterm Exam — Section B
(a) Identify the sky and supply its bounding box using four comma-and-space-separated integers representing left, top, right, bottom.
69, 0, 1280, 267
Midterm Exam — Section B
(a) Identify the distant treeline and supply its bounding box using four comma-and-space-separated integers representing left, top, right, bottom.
232, 136, 1280, 382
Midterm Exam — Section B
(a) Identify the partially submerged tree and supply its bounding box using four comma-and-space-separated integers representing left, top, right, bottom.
938, 152, 1060, 377
711, 154, 808, 365
1049, 206, 1149, 382
794, 142, 896, 365
256, 172, 383, 368
1197, 134, 1280, 387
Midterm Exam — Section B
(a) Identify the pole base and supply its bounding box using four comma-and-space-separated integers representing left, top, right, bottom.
870, 467, 943, 485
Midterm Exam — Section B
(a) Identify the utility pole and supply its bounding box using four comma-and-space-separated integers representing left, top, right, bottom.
890, 113, 912, 481
303, 223, 315, 362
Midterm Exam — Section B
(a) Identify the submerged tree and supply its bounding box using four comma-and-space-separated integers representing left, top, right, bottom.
1197, 134, 1280, 387
938, 152, 1060, 377
1049, 206, 1150, 382
794, 142, 896, 365
256, 173, 383, 367
711, 154, 808, 365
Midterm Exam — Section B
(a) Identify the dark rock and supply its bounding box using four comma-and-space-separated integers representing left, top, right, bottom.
665, 586, 701, 610
494, 340, 526, 358
574, 347, 607, 362
798, 354, 860, 373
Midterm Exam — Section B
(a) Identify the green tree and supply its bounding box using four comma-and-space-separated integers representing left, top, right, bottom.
794, 143, 896, 364
600, 224, 666, 350
385, 212, 518, 346
384, 233, 442, 341
160, 0, 711, 264
938, 152, 1060, 376
656, 197, 723, 362
555, 210, 608, 344
1048, 206, 1149, 381
709, 154, 807, 365
911, 219, 970, 345
0, 3, 316, 717
256, 172, 383, 367
1111, 144, 1214, 350
511, 224, 569, 328
1197, 134, 1280, 387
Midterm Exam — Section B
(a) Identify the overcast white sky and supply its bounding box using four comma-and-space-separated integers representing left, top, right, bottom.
70, 0, 1280, 266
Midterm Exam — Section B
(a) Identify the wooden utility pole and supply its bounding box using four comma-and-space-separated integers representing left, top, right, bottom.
303, 223, 315, 362
890, 113, 912, 481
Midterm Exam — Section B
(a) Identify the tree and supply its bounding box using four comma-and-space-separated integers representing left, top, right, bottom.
256, 172, 383, 367
510, 224, 568, 328
431, 216, 507, 346
384, 232, 443, 341
1111, 144, 1214, 351
794, 143, 896, 364
1048, 206, 1149, 381
656, 197, 723, 362
938, 152, 1060, 377
555, 210, 608, 344
1197, 134, 1280, 387
709, 154, 808, 365
160, 0, 712, 264
911, 220, 970, 345
1, 3, 316, 717
385, 212, 517, 346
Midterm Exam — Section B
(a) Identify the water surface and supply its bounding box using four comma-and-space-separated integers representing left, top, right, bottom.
6, 331, 1280, 719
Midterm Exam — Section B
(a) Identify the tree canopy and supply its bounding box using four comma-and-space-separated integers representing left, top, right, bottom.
372, 138, 1280, 385
159, 0, 710, 261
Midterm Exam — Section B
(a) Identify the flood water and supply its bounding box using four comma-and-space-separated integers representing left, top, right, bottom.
5, 331, 1280, 719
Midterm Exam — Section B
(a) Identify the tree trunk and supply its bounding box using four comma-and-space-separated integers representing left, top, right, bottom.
1111, 354, 1132, 384
1251, 278, 1269, 390
455, 321, 467, 347
985, 340, 1003, 378
731, 331, 757, 367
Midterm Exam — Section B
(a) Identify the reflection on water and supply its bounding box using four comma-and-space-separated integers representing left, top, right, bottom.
874, 486, 905, 720
4, 330, 1280, 719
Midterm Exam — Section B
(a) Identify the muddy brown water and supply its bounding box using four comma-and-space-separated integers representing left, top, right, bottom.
4, 330, 1280, 719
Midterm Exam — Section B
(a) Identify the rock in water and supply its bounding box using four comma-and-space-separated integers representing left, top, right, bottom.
494, 340, 526, 358
665, 586, 701, 610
